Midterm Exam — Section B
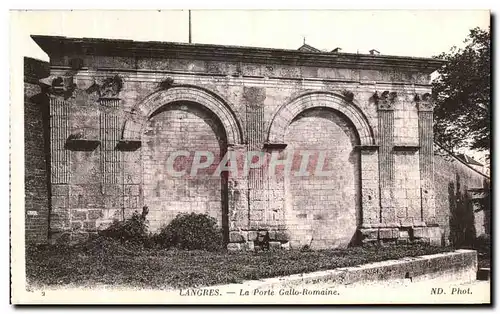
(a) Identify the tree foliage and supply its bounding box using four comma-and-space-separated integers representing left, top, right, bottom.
432, 27, 490, 153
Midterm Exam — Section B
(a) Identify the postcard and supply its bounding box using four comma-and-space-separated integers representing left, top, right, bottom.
10, 9, 491, 305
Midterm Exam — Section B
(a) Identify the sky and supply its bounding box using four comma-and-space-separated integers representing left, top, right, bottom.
11, 10, 490, 61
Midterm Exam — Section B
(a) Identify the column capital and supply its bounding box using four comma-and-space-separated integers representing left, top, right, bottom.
374, 91, 397, 111
41, 74, 124, 100
415, 93, 434, 112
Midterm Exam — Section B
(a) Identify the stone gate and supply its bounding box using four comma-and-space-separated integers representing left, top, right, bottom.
28, 35, 445, 249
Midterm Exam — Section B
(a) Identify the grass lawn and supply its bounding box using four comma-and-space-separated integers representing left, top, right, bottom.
26, 238, 454, 290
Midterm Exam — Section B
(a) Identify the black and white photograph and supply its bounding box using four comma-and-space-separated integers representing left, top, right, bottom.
10, 9, 491, 304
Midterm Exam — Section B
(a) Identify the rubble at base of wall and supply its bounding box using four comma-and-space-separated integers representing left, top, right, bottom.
47, 225, 445, 249
227, 230, 291, 251
358, 225, 443, 246
226, 224, 446, 251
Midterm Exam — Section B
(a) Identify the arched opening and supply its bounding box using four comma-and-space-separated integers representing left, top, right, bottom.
142, 101, 229, 240
284, 107, 361, 249
267, 91, 374, 146
122, 85, 244, 146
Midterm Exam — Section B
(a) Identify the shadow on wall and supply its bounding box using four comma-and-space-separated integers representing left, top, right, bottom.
481, 178, 492, 237
448, 174, 476, 248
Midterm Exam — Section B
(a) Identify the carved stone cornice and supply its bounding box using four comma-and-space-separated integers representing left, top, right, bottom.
40, 74, 124, 100
31, 35, 445, 74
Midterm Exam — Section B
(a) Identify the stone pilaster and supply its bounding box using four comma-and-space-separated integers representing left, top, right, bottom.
245, 89, 271, 230
416, 93, 436, 222
226, 144, 249, 232
359, 147, 381, 227
100, 97, 138, 227
49, 97, 72, 242
375, 91, 397, 225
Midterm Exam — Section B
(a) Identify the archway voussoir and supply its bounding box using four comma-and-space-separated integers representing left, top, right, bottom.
171, 89, 185, 99
123, 86, 244, 145
287, 101, 307, 117
309, 94, 322, 103
266, 91, 375, 146
278, 111, 294, 126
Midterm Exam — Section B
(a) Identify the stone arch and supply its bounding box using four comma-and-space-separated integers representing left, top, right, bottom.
267, 92, 375, 146
121, 85, 244, 145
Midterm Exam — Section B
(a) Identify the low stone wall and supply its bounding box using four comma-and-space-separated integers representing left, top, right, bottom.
210, 249, 477, 290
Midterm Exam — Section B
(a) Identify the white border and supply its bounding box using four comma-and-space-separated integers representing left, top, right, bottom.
4, 2, 498, 312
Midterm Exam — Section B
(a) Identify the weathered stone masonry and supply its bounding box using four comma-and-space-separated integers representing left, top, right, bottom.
28, 35, 446, 248
24, 57, 51, 244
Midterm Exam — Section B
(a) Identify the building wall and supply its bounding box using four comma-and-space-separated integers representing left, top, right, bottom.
38, 41, 440, 248
143, 102, 228, 232
434, 145, 490, 246
284, 108, 361, 249
24, 57, 50, 244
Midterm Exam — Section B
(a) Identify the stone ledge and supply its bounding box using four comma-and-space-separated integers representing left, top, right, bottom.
263, 142, 287, 150
354, 145, 379, 151
393, 145, 420, 152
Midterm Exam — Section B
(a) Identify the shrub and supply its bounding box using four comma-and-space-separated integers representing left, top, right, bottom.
156, 213, 224, 251
99, 210, 148, 244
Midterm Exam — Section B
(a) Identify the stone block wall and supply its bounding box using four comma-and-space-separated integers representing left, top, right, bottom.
142, 103, 228, 232
434, 145, 490, 246
24, 57, 50, 244
283, 108, 361, 249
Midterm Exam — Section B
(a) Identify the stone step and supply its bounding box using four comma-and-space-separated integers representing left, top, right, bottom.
477, 268, 490, 281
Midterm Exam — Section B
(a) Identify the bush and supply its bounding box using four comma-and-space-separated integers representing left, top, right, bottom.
99, 211, 148, 244
156, 213, 224, 251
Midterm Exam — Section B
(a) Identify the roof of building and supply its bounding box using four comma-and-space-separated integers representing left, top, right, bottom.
456, 153, 484, 167
297, 43, 321, 53
31, 35, 445, 74
434, 142, 489, 179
